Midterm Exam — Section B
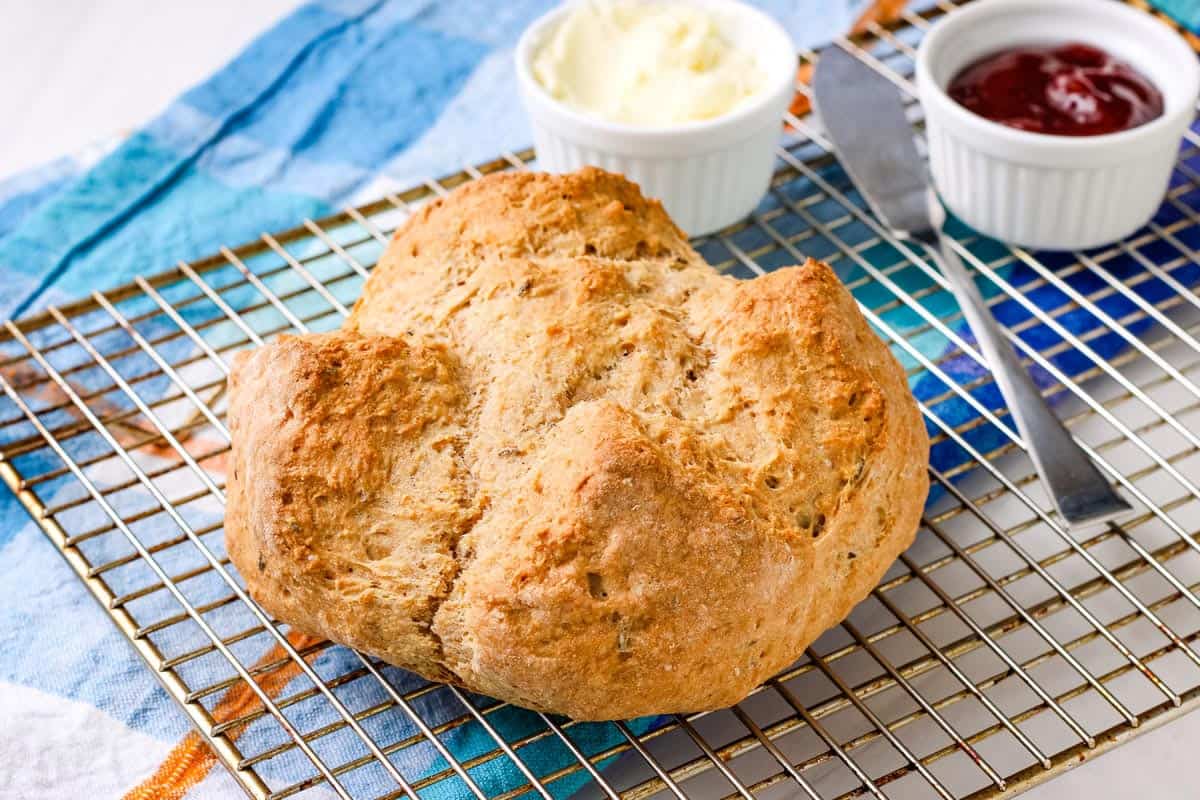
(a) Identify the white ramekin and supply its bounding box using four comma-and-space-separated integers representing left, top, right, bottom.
515, 0, 796, 236
916, 0, 1200, 251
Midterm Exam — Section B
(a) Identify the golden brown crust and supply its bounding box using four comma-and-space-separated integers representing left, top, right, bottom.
226, 167, 929, 720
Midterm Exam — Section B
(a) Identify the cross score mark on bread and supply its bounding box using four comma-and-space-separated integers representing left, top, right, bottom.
226, 168, 929, 720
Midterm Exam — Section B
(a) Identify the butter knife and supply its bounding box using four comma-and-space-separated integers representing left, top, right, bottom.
812, 45, 1130, 527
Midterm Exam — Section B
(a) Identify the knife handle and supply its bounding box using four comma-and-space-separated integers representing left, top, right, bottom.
921, 232, 1130, 527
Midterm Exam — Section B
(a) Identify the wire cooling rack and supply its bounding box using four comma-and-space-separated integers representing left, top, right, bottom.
5, 3, 1200, 799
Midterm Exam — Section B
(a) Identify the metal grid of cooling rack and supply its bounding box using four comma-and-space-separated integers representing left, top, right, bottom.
4, 3, 1200, 799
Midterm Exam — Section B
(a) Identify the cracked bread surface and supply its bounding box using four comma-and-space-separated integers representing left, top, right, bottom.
225, 167, 929, 720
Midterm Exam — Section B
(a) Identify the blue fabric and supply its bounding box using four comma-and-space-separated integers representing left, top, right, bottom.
1154, 0, 1200, 31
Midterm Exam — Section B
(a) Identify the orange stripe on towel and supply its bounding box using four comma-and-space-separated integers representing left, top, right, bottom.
851, 0, 909, 34
123, 731, 217, 800
122, 632, 323, 800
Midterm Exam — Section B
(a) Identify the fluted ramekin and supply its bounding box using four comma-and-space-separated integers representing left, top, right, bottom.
515, 0, 796, 237
916, 0, 1200, 251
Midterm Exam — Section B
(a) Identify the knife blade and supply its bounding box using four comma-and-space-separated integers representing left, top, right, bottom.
812, 44, 1130, 527
812, 46, 931, 235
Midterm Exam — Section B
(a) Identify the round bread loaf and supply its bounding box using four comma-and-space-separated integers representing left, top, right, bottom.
225, 167, 929, 720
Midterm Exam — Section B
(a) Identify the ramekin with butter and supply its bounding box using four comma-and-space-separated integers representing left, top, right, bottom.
532, 2, 766, 126
516, 0, 797, 236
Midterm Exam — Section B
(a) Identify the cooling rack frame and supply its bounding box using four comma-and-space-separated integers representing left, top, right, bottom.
5, 3, 1200, 798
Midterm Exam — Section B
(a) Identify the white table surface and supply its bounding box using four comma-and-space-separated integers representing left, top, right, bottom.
1, 1, 1196, 797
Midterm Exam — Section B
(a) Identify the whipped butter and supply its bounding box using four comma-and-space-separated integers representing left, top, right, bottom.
532, 1, 766, 126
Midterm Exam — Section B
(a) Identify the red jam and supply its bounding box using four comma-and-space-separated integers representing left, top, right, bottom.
947, 43, 1164, 136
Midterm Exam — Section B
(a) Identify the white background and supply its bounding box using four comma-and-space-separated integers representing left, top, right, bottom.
0, 0, 296, 179
0, 0, 1197, 797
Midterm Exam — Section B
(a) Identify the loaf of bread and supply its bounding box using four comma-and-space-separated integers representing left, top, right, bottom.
226, 167, 928, 720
